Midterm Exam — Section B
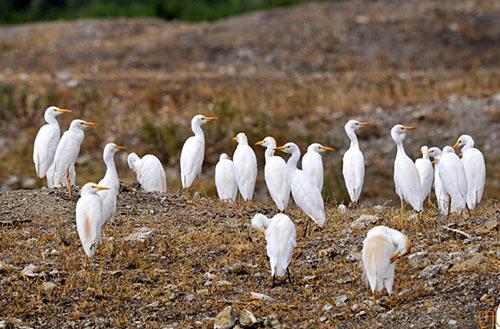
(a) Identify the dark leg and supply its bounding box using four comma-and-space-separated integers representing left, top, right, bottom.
447, 198, 451, 218
66, 171, 72, 199
271, 275, 275, 288
287, 268, 292, 284
373, 290, 377, 305
303, 218, 310, 238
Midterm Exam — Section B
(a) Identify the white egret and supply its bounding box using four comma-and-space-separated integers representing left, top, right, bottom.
76, 183, 109, 258
362, 225, 411, 304
453, 135, 485, 210
275, 143, 325, 236
251, 213, 296, 286
438, 146, 468, 215
52, 119, 97, 197
33, 106, 71, 180
415, 145, 434, 204
97, 143, 126, 225
233, 132, 257, 201
255, 137, 290, 211
127, 153, 167, 193
302, 143, 335, 191
391, 124, 423, 211
427, 147, 449, 214
180, 114, 217, 189
215, 153, 238, 202
342, 120, 371, 205
46, 163, 75, 188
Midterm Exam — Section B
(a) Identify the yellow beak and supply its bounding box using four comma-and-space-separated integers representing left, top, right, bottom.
55, 108, 71, 113
255, 140, 265, 146
96, 186, 110, 191
203, 116, 218, 121
402, 126, 416, 131
274, 145, 288, 151
82, 121, 97, 127
320, 146, 335, 151
358, 122, 372, 127
390, 252, 401, 263
232, 136, 238, 141
115, 145, 126, 151
452, 142, 459, 149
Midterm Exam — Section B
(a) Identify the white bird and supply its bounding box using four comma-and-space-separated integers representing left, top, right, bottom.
180, 114, 217, 189
97, 143, 126, 225
46, 163, 75, 188
275, 143, 325, 235
76, 183, 109, 258
391, 124, 423, 211
342, 120, 371, 205
438, 146, 468, 215
415, 145, 434, 203
33, 106, 71, 180
362, 225, 411, 304
233, 132, 258, 201
251, 213, 296, 286
215, 153, 238, 202
52, 119, 97, 196
302, 143, 335, 191
255, 137, 290, 211
427, 147, 449, 214
453, 135, 485, 210
127, 153, 167, 193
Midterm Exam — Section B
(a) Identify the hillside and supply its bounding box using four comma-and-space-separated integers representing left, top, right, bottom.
0, 187, 498, 328
0, 0, 499, 203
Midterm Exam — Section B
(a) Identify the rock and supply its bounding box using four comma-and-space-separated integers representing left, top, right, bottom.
480, 294, 493, 304
482, 218, 498, 232
185, 294, 194, 302
249, 292, 273, 303
318, 248, 336, 258
350, 215, 379, 229
346, 251, 361, 262
303, 275, 316, 281
407, 214, 418, 221
42, 282, 56, 291
239, 310, 257, 327
214, 306, 237, 329
124, 227, 153, 242
225, 261, 245, 274
21, 264, 38, 278
408, 252, 430, 269
448, 320, 457, 326
421, 264, 449, 277
334, 295, 348, 307
449, 253, 485, 272
194, 192, 201, 201
204, 272, 217, 280
322, 303, 333, 312
355, 310, 366, 317
217, 280, 232, 286
197, 289, 209, 295
373, 205, 385, 213
337, 204, 347, 213
319, 316, 327, 322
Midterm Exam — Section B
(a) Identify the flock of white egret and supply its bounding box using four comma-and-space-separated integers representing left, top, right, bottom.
32, 106, 486, 300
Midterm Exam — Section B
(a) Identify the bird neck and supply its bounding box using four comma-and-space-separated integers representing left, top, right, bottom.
265, 145, 275, 159
347, 129, 359, 148
287, 149, 300, 168
192, 122, 204, 138
45, 114, 59, 125
462, 139, 474, 150
104, 154, 118, 177
422, 149, 429, 160
395, 139, 406, 155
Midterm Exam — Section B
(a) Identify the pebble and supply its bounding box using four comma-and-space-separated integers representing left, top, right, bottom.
239, 310, 257, 327
350, 215, 379, 229
250, 292, 273, 303
322, 303, 333, 312
214, 306, 237, 329
448, 320, 457, 326
42, 282, 56, 291
334, 295, 348, 307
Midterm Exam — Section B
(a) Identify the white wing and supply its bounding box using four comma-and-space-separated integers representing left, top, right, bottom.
439, 154, 467, 211
140, 155, 167, 192
52, 131, 83, 186
215, 159, 238, 202
76, 194, 103, 258
394, 154, 423, 211
302, 152, 323, 191
343, 148, 365, 202
180, 136, 204, 188
415, 158, 434, 200
233, 145, 257, 201
461, 149, 485, 209
33, 124, 60, 178
291, 169, 325, 226
266, 214, 296, 277
433, 164, 449, 214
264, 156, 289, 211
362, 233, 395, 294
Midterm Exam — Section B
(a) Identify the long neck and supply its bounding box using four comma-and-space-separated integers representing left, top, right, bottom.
265, 145, 275, 159
104, 154, 118, 181
69, 127, 84, 139
347, 129, 359, 148
45, 114, 59, 125
287, 149, 300, 168
463, 139, 474, 150
192, 122, 204, 138
422, 149, 429, 160
395, 138, 406, 156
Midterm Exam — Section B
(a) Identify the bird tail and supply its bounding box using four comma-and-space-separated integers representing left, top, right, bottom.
362, 234, 393, 293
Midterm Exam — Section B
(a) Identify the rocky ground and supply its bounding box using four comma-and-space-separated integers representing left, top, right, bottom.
0, 187, 498, 328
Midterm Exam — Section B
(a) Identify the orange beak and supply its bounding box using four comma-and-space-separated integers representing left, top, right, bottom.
274, 145, 288, 151
55, 108, 71, 113
320, 146, 335, 151
255, 140, 265, 146
390, 252, 401, 263
358, 122, 372, 128
115, 145, 126, 151
232, 136, 238, 141
96, 186, 110, 191
452, 142, 459, 149
402, 126, 416, 131
82, 121, 97, 127
203, 116, 218, 121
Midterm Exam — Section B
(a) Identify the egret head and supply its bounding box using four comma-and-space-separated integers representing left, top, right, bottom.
391, 124, 415, 143
307, 143, 335, 153
192, 114, 217, 127
70, 119, 97, 130
45, 106, 71, 121
255, 136, 277, 148
103, 143, 125, 161
453, 135, 473, 150
81, 182, 110, 194
127, 152, 140, 170
419, 145, 429, 157
427, 147, 442, 163
251, 213, 269, 232
390, 233, 411, 263
219, 153, 231, 161
274, 142, 299, 155
345, 119, 371, 133
233, 132, 248, 145
442, 146, 456, 154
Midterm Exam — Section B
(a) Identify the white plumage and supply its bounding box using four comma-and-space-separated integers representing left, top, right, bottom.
438, 146, 468, 213
302, 143, 335, 191
76, 183, 109, 258
180, 114, 217, 188
215, 153, 238, 202
128, 153, 167, 193
46, 163, 75, 188
428, 147, 449, 214
33, 106, 71, 179
275, 143, 325, 228
233, 132, 257, 201
453, 135, 485, 210
415, 145, 434, 202
362, 226, 411, 301
97, 143, 125, 225
251, 213, 296, 279
256, 137, 290, 211
391, 124, 423, 211
342, 120, 370, 204
52, 119, 96, 190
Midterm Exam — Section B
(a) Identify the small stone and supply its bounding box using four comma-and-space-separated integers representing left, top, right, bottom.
197, 289, 209, 295
355, 310, 366, 317
448, 320, 457, 326
303, 275, 316, 281
350, 215, 379, 229
319, 316, 327, 322
194, 192, 201, 201
480, 294, 493, 304
450, 253, 485, 272
124, 227, 153, 242
334, 295, 348, 307
322, 303, 333, 312
21, 264, 37, 278
421, 264, 448, 277
185, 294, 194, 302
250, 292, 273, 303
42, 282, 56, 291
214, 306, 237, 329
216, 280, 232, 286
239, 310, 257, 327
346, 251, 361, 262
408, 252, 430, 269
373, 205, 385, 213
204, 272, 217, 280
318, 248, 336, 258
337, 204, 347, 213
407, 214, 418, 221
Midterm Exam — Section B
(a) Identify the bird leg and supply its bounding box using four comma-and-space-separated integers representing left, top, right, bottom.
465, 205, 471, 218
271, 275, 276, 288
303, 218, 310, 238
372, 291, 377, 305
447, 198, 452, 218
66, 171, 72, 199
287, 268, 292, 285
